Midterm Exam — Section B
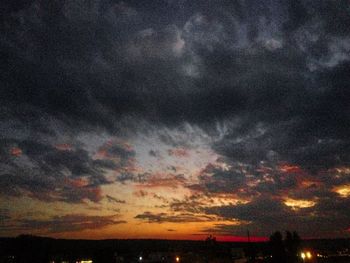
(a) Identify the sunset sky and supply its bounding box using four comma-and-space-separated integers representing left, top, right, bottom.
1, 0, 350, 241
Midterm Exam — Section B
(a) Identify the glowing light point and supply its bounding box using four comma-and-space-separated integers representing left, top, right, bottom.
301, 251, 312, 261
306, 251, 312, 259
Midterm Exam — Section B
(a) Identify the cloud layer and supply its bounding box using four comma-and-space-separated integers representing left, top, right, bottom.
1, 0, 350, 238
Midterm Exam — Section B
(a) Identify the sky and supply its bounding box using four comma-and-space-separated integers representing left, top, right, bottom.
0, 0, 350, 241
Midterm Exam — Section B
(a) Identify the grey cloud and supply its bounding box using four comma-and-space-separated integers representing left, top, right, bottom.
0, 139, 114, 202
188, 163, 247, 194
1, 0, 349, 134
204, 195, 350, 237
205, 197, 293, 223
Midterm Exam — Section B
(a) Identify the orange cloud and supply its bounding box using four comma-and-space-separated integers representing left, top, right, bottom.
168, 147, 189, 157
279, 163, 302, 173
55, 143, 73, 151
284, 198, 317, 210
10, 147, 22, 157
65, 177, 90, 188
133, 189, 148, 197
96, 139, 134, 159
333, 185, 350, 198
334, 167, 350, 174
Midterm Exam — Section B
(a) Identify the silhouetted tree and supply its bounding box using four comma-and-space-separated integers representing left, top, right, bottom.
205, 235, 217, 246
269, 231, 301, 263
270, 231, 286, 263
285, 231, 301, 263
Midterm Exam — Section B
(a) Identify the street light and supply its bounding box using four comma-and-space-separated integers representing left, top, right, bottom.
306, 251, 312, 259
301, 251, 312, 262
176, 256, 180, 262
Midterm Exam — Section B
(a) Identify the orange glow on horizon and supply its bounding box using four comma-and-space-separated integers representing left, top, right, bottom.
216, 236, 268, 242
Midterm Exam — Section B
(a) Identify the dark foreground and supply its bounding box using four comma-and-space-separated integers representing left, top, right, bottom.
0, 235, 349, 263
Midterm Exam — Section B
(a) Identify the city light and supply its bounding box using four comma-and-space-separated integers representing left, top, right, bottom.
306, 251, 312, 259
301, 251, 312, 261
139, 256, 143, 261
176, 256, 180, 262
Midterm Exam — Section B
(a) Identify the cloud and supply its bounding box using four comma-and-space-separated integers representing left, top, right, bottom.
152, 194, 169, 204
106, 195, 126, 204
149, 149, 159, 157
169, 195, 208, 214
203, 195, 350, 237
1, 0, 349, 130
9, 147, 22, 157
136, 173, 187, 188
0, 139, 113, 203
1, 214, 126, 234
133, 190, 148, 198
134, 211, 215, 224
1, 0, 350, 238
95, 139, 139, 184
188, 163, 247, 194
168, 147, 189, 157
1, 0, 349, 149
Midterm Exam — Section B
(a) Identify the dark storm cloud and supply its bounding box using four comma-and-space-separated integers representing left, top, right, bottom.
205, 197, 293, 224
188, 163, 247, 194
0, 0, 348, 122
0, 0, 188, 130
186, 161, 303, 198
0, 139, 114, 202
1, 0, 349, 136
